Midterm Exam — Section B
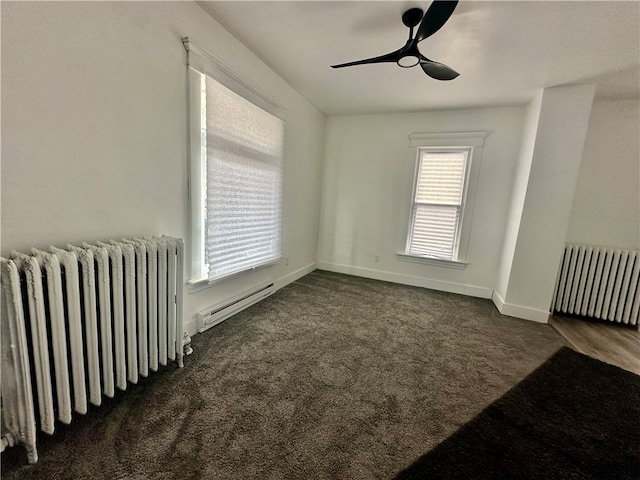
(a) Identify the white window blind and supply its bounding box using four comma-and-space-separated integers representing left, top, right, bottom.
408, 150, 469, 260
204, 75, 284, 281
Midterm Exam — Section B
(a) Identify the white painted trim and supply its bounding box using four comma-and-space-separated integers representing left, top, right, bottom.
187, 68, 206, 282
183, 317, 199, 338
491, 290, 550, 323
317, 261, 492, 298
396, 252, 467, 269
183, 37, 286, 120
409, 131, 489, 148
491, 289, 507, 311
187, 257, 282, 294
274, 262, 317, 290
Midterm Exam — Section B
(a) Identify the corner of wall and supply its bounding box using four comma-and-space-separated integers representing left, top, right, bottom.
491, 290, 550, 324
495, 91, 544, 300
494, 85, 596, 322
274, 262, 317, 290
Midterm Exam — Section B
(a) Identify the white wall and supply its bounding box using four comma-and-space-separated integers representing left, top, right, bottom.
495, 92, 543, 299
3, 3, 634, 336
493, 85, 596, 322
566, 97, 640, 250
1, 2, 326, 335
317, 107, 525, 297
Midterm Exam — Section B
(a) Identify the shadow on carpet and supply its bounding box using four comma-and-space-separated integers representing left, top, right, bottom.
394, 347, 640, 480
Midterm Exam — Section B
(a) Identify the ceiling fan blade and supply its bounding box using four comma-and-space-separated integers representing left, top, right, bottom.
331, 48, 403, 68
415, 0, 458, 42
419, 60, 459, 80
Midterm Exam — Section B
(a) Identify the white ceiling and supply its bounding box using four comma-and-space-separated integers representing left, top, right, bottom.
198, 1, 640, 116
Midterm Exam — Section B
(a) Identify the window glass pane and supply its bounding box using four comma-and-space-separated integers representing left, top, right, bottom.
415, 151, 467, 205
204, 75, 284, 281
409, 204, 460, 260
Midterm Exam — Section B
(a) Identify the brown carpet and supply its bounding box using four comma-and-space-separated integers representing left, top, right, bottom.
2, 270, 564, 479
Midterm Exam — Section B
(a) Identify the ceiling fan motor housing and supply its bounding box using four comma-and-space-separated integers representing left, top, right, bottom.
402, 8, 424, 28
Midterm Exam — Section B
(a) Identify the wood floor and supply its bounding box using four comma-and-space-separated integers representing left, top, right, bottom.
550, 315, 640, 375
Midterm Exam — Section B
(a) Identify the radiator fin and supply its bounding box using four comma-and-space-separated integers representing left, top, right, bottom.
0, 259, 38, 463
553, 244, 639, 326
0, 235, 184, 464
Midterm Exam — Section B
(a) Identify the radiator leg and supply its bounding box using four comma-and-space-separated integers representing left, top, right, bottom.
0, 433, 35, 462
25, 442, 38, 464
1, 433, 16, 452
179, 333, 193, 368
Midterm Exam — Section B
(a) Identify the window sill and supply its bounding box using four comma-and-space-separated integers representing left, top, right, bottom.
396, 253, 467, 270
187, 257, 282, 294
187, 277, 213, 294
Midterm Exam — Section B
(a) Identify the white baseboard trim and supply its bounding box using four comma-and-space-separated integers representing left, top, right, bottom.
316, 261, 492, 299
184, 317, 199, 337
491, 290, 550, 323
185, 263, 316, 338
274, 262, 317, 290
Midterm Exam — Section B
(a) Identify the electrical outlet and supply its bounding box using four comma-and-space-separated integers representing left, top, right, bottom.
285, 257, 290, 266
374, 255, 380, 263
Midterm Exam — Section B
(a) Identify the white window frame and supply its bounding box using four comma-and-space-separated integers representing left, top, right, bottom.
397, 131, 488, 269
183, 38, 287, 290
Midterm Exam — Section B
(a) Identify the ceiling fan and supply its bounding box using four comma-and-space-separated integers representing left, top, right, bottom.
331, 1, 459, 80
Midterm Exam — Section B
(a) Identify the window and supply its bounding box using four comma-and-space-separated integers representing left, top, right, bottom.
400, 132, 487, 267
408, 149, 470, 260
184, 38, 286, 285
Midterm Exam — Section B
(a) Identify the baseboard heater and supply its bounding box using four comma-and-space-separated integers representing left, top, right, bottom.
552, 244, 639, 326
0, 235, 187, 463
198, 283, 275, 333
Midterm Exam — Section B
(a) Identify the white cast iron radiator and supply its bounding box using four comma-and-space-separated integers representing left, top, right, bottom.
552, 244, 640, 326
0, 235, 186, 463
